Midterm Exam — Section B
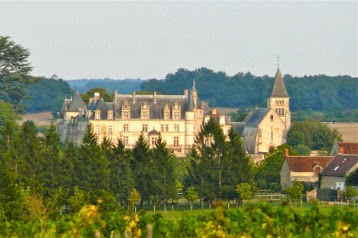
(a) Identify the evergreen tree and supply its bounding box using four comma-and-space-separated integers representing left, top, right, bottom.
131, 134, 153, 207
110, 139, 134, 208
185, 118, 230, 202
75, 124, 110, 200
223, 128, 254, 200
41, 123, 61, 195
152, 136, 177, 211
16, 120, 44, 194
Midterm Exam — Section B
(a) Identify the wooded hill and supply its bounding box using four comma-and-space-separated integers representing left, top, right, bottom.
23, 68, 357, 122
141, 68, 357, 112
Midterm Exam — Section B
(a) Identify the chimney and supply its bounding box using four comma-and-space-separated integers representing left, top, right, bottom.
184, 89, 188, 96
338, 146, 344, 154
284, 149, 289, 157
94, 92, 100, 103
153, 92, 157, 104
132, 92, 136, 103
212, 108, 217, 115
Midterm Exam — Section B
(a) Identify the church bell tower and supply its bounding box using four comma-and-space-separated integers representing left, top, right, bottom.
267, 62, 291, 131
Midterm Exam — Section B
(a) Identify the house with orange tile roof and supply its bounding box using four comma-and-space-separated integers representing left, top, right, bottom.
280, 149, 333, 188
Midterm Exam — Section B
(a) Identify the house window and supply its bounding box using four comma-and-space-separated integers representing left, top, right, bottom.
95, 125, 100, 135
174, 124, 179, 132
165, 124, 169, 132
270, 115, 273, 121
123, 124, 129, 132
174, 137, 179, 147
123, 136, 129, 146
161, 124, 164, 132
108, 126, 113, 135
108, 111, 113, 119
142, 124, 148, 132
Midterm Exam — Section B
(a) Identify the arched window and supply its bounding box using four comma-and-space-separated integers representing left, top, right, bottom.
275, 100, 278, 105
282, 108, 285, 114
270, 115, 273, 121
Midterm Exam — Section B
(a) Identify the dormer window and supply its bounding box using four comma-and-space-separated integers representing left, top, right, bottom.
108, 110, 113, 119
95, 110, 100, 119
164, 103, 170, 119
172, 102, 181, 119
122, 102, 130, 119
141, 102, 150, 119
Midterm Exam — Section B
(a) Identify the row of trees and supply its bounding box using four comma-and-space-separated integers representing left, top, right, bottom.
0, 110, 257, 221
141, 68, 358, 114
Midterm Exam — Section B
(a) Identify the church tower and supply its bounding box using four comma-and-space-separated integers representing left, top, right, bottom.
267, 65, 291, 131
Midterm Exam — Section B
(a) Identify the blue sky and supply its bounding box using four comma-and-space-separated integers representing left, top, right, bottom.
0, 1, 356, 79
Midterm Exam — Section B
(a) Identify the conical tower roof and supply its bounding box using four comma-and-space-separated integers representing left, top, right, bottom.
271, 67, 288, 97
67, 93, 86, 112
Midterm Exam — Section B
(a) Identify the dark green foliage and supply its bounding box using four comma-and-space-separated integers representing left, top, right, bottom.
141, 68, 358, 121
75, 124, 110, 198
67, 78, 143, 94
0, 36, 33, 114
131, 134, 154, 207
345, 169, 358, 186
81, 87, 113, 104
110, 139, 134, 207
152, 136, 177, 209
185, 118, 253, 202
287, 119, 342, 151
24, 78, 74, 113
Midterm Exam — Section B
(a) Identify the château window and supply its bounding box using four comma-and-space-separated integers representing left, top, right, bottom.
174, 124, 179, 132
142, 124, 148, 132
95, 111, 100, 119
164, 112, 170, 119
151, 137, 157, 146
174, 137, 179, 147
108, 126, 113, 135
95, 125, 100, 135
173, 112, 180, 119
141, 112, 149, 119
108, 111, 113, 119
123, 136, 129, 146
123, 124, 129, 132
123, 111, 130, 119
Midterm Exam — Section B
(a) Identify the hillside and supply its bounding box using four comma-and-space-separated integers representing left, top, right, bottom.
66, 78, 146, 94
141, 68, 358, 113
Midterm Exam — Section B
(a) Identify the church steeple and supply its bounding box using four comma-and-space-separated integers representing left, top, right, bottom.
271, 67, 288, 97
268, 64, 291, 132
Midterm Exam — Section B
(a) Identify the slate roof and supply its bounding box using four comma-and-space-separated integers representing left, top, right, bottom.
67, 93, 86, 112
286, 156, 333, 172
271, 68, 288, 97
320, 154, 358, 177
113, 94, 191, 119
243, 108, 270, 126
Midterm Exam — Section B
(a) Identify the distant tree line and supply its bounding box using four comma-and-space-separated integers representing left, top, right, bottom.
141, 68, 358, 117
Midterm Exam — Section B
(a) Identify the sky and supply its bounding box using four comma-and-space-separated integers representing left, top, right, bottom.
0, 1, 357, 80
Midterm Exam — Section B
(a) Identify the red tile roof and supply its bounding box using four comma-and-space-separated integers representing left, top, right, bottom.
286, 156, 333, 172
338, 142, 358, 155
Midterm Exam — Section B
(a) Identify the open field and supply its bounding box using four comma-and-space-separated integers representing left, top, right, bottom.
21, 111, 54, 126
326, 123, 358, 143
